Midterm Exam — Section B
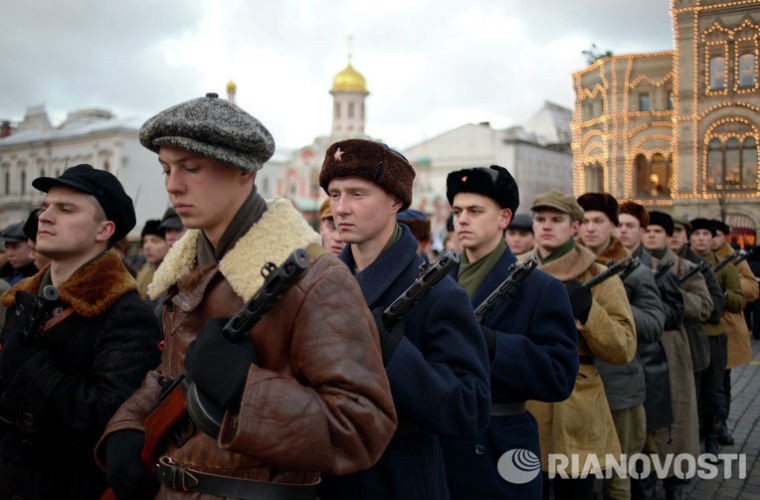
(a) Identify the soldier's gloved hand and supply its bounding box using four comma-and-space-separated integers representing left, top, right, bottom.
480, 325, 496, 360
184, 317, 257, 408
371, 308, 405, 366
0, 325, 44, 387
565, 279, 593, 324
105, 430, 158, 500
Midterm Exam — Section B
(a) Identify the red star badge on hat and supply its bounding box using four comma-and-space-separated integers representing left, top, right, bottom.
461, 175, 468, 182
334, 147, 344, 162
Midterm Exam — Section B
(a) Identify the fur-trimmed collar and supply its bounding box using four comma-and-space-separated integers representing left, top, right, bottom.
535, 243, 597, 282
148, 197, 321, 300
0, 250, 137, 317
598, 236, 629, 263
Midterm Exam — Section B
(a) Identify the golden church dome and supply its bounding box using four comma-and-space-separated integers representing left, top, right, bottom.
331, 63, 369, 94
226, 80, 237, 93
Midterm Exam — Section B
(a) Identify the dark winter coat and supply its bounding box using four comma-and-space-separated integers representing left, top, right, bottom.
320, 224, 491, 500
0, 251, 162, 499
442, 245, 578, 500
98, 198, 397, 500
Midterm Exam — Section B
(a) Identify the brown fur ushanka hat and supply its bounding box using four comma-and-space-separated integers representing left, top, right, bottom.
577, 192, 619, 226
319, 139, 415, 210
618, 201, 650, 228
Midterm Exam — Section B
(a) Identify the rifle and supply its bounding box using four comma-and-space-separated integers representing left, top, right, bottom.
653, 260, 675, 281
99, 248, 311, 500
474, 257, 538, 322
22, 285, 59, 344
581, 257, 641, 290
712, 254, 736, 274
382, 249, 460, 329
731, 246, 760, 267
677, 259, 709, 285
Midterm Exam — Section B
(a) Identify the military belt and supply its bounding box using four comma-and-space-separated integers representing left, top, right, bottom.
491, 402, 526, 416
156, 456, 318, 500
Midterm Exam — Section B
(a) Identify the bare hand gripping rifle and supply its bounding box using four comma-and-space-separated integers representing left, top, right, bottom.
474, 257, 538, 323
581, 257, 641, 290
141, 248, 311, 472
381, 249, 460, 329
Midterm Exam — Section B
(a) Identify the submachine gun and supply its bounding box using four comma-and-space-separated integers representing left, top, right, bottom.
473, 257, 538, 323
101, 248, 312, 500
381, 249, 460, 329
677, 260, 710, 285
581, 257, 641, 290
21, 285, 60, 345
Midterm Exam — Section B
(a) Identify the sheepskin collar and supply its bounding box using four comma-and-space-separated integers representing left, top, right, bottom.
598, 236, 629, 264
148, 197, 321, 300
535, 243, 597, 282
0, 250, 137, 318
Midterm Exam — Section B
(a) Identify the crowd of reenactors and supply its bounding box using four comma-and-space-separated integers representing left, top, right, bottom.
0, 91, 756, 500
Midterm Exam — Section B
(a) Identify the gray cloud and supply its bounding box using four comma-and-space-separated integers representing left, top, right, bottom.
0, 0, 677, 150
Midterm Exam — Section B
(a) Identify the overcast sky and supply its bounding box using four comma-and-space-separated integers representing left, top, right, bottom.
1, 0, 674, 151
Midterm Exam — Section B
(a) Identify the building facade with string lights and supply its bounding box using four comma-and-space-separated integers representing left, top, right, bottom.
572, 0, 760, 245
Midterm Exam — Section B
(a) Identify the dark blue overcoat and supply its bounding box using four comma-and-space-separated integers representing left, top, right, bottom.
442, 247, 578, 499
319, 225, 491, 500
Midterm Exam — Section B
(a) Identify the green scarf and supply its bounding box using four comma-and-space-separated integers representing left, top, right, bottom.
536, 238, 575, 265
457, 239, 507, 298
198, 187, 267, 267
381, 224, 403, 255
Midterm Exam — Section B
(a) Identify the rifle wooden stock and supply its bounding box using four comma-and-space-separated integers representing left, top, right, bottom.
140, 375, 188, 472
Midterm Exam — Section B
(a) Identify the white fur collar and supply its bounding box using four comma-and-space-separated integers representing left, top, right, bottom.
148, 197, 321, 300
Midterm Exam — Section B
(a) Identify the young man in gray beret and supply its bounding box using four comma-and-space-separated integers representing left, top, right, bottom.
96, 93, 396, 500
0, 164, 162, 499
318, 138, 491, 500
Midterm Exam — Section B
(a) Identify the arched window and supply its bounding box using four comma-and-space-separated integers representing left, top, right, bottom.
707, 138, 722, 190
667, 91, 674, 110
584, 162, 604, 192
634, 153, 671, 197
20, 170, 26, 195
710, 56, 726, 89
634, 154, 650, 196
739, 53, 756, 87
742, 137, 758, 188
334, 101, 340, 118
725, 138, 741, 185
348, 102, 355, 119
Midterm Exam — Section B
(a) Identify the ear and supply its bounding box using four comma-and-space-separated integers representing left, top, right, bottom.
498, 208, 513, 231
95, 220, 116, 244
241, 170, 256, 184
390, 195, 403, 213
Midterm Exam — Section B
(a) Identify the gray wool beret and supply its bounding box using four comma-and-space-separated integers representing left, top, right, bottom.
139, 93, 275, 172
